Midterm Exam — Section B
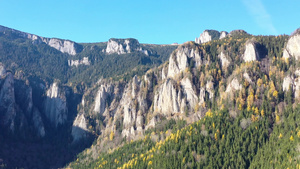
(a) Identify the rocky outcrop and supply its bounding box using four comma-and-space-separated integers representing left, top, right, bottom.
0, 62, 6, 77
167, 44, 202, 78
68, 57, 90, 67
180, 78, 198, 109
106, 38, 149, 55
43, 38, 81, 55
243, 40, 258, 62
226, 78, 242, 93
72, 113, 88, 142
219, 31, 228, 39
0, 25, 82, 55
206, 80, 214, 100
93, 83, 114, 115
195, 30, 226, 44
282, 71, 300, 100
195, 30, 212, 44
0, 73, 16, 131
44, 82, 68, 127
153, 79, 181, 115
283, 76, 293, 92
218, 52, 230, 68
0, 68, 45, 137
282, 29, 300, 60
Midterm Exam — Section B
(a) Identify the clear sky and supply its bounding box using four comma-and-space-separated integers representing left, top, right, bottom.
0, 0, 299, 44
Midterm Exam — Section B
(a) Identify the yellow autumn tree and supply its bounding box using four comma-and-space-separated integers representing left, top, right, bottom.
261, 109, 265, 117
110, 131, 115, 141
290, 135, 294, 141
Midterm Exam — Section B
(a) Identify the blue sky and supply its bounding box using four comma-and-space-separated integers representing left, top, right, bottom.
0, 0, 299, 44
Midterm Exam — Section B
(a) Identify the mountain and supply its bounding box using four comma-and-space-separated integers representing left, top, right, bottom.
0, 25, 300, 168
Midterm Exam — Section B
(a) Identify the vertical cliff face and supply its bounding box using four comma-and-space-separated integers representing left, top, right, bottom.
44, 82, 68, 127
195, 30, 227, 44
93, 83, 114, 115
195, 31, 212, 44
0, 72, 16, 131
219, 31, 228, 39
243, 40, 259, 62
283, 31, 300, 60
0, 64, 45, 137
167, 43, 202, 78
105, 38, 149, 55
218, 52, 230, 69
0, 25, 82, 55
71, 113, 88, 142
282, 68, 300, 100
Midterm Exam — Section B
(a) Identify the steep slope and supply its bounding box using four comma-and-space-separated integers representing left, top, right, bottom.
1, 25, 300, 169
68, 28, 300, 168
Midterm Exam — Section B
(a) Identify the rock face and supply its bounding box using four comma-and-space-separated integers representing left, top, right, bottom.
283, 76, 294, 92
282, 70, 300, 100
43, 38, 81, 55
167, 44, 202, 78
0, 73, 16, 131
195, 30, 212, 44
68, 57, 90, 67
243, 40, 258, 62
0, 62, 6, 77
0, 65, 45, 137
93, 83, 114, 115
72, 113, 88, 142
44, 82, 68, 127
282, 30, 300, 60
106, 38, 149, 55
218, 52, 230, 68
153, 79, 181, 115
195, 30, 226, 44
219, 31, 228, 39
0, 25, 82, 55
226, 78, 242, 93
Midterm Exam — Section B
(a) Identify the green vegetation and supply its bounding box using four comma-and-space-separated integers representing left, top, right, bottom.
69, 104, 300, 169
0, 31, 176, 88
68, 34, 300, 169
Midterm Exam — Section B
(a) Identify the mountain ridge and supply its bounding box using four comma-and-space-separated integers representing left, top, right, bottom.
0, 25, 300, 168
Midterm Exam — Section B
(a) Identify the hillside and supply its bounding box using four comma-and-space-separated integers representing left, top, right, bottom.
68, 29, 300, 169
0, 25, 300, 169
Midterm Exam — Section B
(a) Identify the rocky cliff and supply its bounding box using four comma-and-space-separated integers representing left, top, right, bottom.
44, 82, 68, 127
105, 38, 149, 55
68, 57, 90, 67
195, 30, 228, 44
0, 25, 82, 55
0, 63, 45, 137
283, 30, 300, 60
243, 39, 259, 62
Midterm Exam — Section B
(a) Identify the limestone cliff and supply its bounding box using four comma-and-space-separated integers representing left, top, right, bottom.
218, 51, 230, 68
44, 82, 68, 127
243, 39, 259, 62
167, 42, 202, 78
106, 38, 149, 55
0, 64, 45, 137
219, 31, 228, 39
68, 57, 90, 67
0, 72, 16, 131
282, 69, 300, 100
72, 113, 88, 142
283, 29, 300, 60
195, 30, 212, 44
195, 30, 226, 44
0, 25, 82, 55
